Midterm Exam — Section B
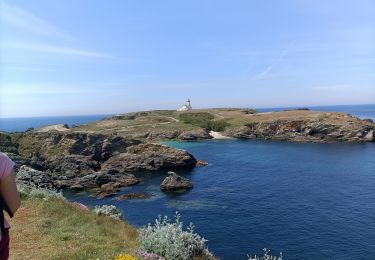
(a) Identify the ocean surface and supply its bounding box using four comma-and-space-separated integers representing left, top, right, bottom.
0, 114, 110, 133
0, 104, 374, 133
66, 140, 375, 260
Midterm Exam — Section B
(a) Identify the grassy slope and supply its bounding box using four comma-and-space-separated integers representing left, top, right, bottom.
71, 108, 362, 137
9, 197, 138, 260
71, 109, 247, 137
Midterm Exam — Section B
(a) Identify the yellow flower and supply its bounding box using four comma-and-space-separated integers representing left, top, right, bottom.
113, 253, 138, 260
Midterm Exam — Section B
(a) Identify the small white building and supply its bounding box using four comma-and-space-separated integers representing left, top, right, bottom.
177, 99, 192, 111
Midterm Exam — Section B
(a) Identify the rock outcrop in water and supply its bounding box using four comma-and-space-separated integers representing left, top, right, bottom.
160, 171, 193, 191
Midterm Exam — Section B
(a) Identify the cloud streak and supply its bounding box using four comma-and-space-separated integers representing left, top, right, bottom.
0, 2, 74, 41
1, 2, 111, 59
250, 44, 293, 80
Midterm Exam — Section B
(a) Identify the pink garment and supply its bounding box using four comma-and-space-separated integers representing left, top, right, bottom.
0, 153, 15, 229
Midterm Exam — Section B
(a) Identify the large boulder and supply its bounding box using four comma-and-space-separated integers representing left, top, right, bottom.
101, 143, 197, 172
160, 171, 193, 192
16, 165, 54, 189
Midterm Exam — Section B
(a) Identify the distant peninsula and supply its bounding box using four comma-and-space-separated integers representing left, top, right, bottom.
1, 108, 374, 194
39, 108, 374, 143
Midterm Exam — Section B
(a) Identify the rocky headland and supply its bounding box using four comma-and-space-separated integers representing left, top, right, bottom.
1, 131, 197, 194
1, 108, 374, 196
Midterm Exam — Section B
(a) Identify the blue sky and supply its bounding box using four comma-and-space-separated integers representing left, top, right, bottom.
1, 0, 374, 117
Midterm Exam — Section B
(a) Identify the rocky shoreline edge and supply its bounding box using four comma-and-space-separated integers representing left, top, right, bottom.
1, 109, 374, 196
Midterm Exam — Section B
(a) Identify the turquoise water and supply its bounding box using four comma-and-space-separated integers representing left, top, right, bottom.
67, 139, 375, 259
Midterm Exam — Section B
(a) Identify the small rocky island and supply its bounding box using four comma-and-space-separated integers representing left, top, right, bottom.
160, 171, 193, 191
1, 108, 374, 196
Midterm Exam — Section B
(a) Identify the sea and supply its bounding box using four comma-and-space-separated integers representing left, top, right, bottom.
2, 104, 375, 259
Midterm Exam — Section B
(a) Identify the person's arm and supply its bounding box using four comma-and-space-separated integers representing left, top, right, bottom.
0, 170, 21, 215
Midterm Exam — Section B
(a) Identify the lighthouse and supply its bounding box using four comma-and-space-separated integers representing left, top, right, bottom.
177, 99, 192, 111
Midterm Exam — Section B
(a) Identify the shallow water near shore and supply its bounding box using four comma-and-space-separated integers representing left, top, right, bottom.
66, 139, 375, 260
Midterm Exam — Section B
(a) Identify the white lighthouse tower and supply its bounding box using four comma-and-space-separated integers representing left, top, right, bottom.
177, 99, 192, 111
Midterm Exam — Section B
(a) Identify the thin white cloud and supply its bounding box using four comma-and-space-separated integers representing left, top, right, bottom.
0, 2, 74, 41
250, 44, 293, 80
0, 2, 111, 59
1, 42, 112, 58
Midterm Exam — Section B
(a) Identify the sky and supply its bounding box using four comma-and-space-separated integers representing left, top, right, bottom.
0, 0, 374, 117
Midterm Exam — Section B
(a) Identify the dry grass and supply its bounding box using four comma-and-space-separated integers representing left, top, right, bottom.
38, 108, 371, 138
9, 198, 138, 260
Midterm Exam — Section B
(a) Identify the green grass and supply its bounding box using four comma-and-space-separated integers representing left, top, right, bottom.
178, 112, 214, 125
10, 197, 138, 259
178, 112, 232, 132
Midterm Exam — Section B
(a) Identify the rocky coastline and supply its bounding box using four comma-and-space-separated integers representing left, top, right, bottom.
1, 131, 198, 194
1, 108, 374, 196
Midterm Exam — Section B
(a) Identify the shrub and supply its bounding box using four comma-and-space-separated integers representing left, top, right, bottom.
248, 248, 283, 260
94, 204, 122, 220
178, 112, 214, 126
0, 133, 19, 154
138, 212, 212, 260
209, 120, 230, 132
138, 249, 165, 260
17, 184, 64, 200
243, 109, 257, 114
179, 113, 230, 132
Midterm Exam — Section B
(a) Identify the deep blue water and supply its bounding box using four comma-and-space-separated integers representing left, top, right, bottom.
66, 140, 375, 260
0, 114, 110, 133
1, 104, 374, 133
257, 104, 375, 121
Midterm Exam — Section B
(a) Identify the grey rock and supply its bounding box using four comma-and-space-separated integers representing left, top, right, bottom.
160, 171, 193, 192
16, 165, 54, 189
178, 130, 211, 140
101, 143, 197, 172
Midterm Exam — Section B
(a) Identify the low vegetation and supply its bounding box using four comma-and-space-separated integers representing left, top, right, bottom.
178, 112, 215, 127
248, 248, 283, 260
0, 132, 19, 154
94, 204, 123, 220
139, 212, 214, 260
242, 109, 257, 114
10, 186, 138, 259
178, 112, 230, 132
